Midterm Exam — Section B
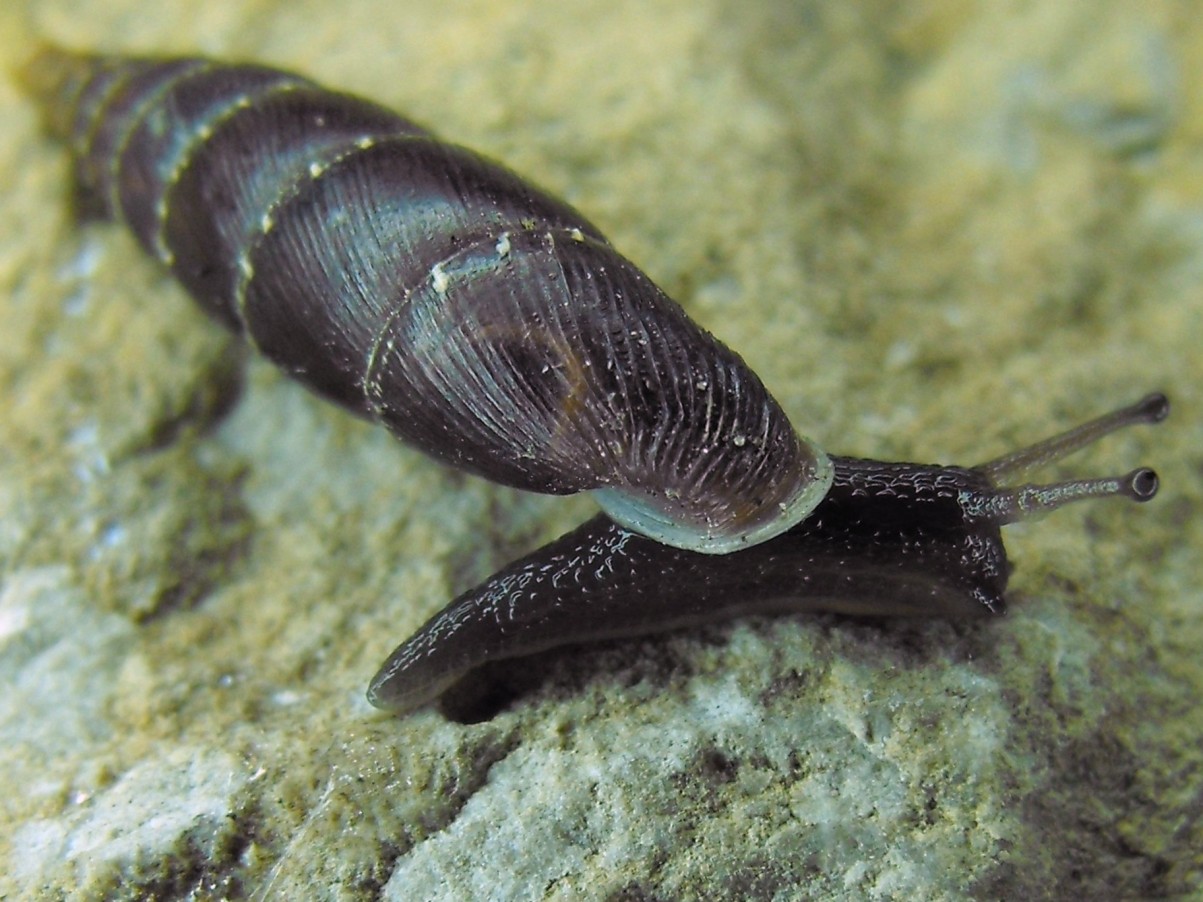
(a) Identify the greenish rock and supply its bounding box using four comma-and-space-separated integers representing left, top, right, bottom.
0, 1, 1199, 899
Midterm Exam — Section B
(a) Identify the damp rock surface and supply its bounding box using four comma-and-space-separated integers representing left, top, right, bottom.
0, 1, 1199, 899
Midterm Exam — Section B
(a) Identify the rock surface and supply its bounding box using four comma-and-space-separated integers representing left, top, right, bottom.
0, 1, 1199, 899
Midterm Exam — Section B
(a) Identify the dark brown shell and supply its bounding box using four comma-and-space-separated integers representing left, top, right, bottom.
21, 46, 833, 553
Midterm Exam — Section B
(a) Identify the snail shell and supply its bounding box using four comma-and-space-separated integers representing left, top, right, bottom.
19, 46, 832, 553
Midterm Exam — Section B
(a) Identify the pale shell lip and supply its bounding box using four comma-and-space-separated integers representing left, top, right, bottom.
592, 444, 835, 555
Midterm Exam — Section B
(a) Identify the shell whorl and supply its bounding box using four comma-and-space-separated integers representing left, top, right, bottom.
23, 46, 833, 552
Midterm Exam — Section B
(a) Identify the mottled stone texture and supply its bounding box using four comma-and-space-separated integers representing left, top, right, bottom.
0, 1, 1199, 899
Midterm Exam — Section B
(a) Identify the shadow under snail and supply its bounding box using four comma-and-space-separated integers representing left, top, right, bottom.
18, 46, 1168, 715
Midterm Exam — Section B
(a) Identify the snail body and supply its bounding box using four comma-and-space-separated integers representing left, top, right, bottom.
19, 48, 1166, 715
19, 46, 830, 554
368, 395, 1166, 712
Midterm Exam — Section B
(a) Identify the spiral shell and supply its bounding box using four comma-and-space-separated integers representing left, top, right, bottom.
19, 45, 833, 553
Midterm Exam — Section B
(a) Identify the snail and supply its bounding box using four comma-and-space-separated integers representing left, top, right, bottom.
17, 47, 1166, 715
